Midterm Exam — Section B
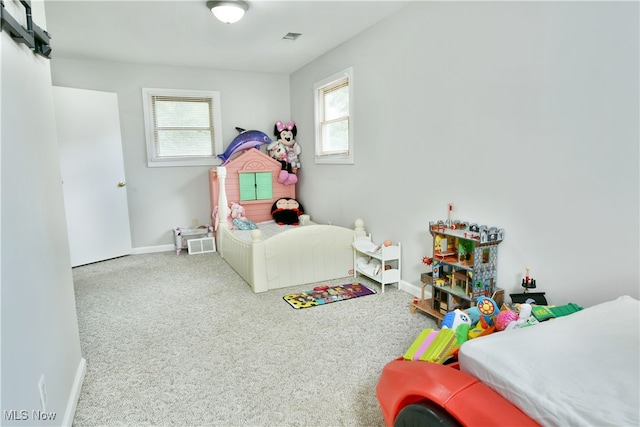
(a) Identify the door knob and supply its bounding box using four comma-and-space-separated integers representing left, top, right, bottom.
118, 181, 126, 187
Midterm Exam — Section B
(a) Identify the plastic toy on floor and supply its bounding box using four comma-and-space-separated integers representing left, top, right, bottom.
402, 328, 457, 363
495, 309, 519, 331
465, 297, 499, 339
496, 303, 533, 331
441, 309, 472, 330
440, 310, 473, 358
476, 295, 499, 326
531, 302, 583, 321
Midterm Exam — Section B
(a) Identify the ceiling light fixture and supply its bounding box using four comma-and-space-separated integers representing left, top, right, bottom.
207, 1, 249, 24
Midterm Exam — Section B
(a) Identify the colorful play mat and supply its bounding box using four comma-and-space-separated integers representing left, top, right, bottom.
283, 283, 376, 309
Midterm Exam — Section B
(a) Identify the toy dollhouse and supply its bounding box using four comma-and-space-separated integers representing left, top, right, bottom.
412, 219, 505, 324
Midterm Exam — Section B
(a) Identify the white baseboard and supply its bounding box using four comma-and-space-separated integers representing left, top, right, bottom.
131, 244, 175, 255
398, 280, 431, 299
62, 357, 86, 427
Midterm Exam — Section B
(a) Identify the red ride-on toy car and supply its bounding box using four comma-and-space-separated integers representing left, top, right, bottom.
376, 358, 538, 427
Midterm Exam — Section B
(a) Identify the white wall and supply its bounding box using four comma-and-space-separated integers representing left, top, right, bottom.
50, 59, 290, 249
1, 2, 84, 425
290, 1, 639, 307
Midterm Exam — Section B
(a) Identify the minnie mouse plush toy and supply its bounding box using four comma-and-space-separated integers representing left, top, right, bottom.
267, 120, 301, 185
271, 197, 304, 225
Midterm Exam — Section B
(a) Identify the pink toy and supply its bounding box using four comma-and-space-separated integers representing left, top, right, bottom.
267, 143, 297, 185
212, 205, 235, 230
495, 310, 518, 331
230, 202, 245, 219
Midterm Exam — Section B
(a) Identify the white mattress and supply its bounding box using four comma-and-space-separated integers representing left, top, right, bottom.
459, 295, 640, 427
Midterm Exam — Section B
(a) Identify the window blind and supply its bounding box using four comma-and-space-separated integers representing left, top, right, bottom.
316, 76, 350, 156
151, 95, 215, 158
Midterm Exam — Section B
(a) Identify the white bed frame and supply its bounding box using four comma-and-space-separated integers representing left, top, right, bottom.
215, 166, 366, 293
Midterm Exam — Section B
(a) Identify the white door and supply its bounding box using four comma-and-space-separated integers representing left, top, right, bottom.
53, 86, 132, 267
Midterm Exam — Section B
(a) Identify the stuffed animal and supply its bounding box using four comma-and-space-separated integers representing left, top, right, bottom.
230, 202, 246, 223
212, 205, 235, 230
271, 197, 304, 225
217, 129, 272, 165
274, 120, 301, 170
230, 202, 257, 230
267, 142, 297, 185
267, 120, 300, 185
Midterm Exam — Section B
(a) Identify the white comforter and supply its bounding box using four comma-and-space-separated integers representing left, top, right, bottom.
459, 295, 639, 427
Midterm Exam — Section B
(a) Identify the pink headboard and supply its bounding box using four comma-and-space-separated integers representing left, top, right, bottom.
209, 148, 296, 224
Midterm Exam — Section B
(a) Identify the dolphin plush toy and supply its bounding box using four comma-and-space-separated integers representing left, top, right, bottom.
217, 129, 272, 164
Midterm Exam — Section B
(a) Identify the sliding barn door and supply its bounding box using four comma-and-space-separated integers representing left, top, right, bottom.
53, 86, 132, 267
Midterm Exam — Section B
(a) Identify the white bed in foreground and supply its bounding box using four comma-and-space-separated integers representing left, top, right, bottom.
459, 295, 640, 427
214, 166, 366, 293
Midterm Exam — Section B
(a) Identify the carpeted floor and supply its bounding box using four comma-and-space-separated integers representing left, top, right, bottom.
71, 251, 436, 426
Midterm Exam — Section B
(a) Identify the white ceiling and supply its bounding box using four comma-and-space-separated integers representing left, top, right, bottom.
44, 1, 409, 74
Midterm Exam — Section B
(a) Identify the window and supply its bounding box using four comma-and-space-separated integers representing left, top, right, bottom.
142, 88, 223, 167
239, 172, 273, 201
314, 67, 354, 164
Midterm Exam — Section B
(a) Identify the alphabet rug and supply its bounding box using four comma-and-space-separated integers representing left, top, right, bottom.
283, 282, 376, 309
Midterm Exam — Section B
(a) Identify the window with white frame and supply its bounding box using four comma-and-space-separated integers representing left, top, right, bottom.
142, 88, 223, 167
314, 67, 354, 164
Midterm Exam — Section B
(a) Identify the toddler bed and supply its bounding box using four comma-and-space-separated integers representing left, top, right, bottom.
211, 163, 366, 293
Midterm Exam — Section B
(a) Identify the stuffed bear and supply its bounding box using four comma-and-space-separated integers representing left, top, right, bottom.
267, 120, 301, 185
271, 197, 304, 225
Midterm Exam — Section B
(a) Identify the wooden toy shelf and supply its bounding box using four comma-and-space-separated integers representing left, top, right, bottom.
411, 272, 504, 325
410, 272, 442, 322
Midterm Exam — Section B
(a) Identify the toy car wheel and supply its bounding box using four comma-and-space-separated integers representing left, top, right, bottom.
394, 402, 461, 427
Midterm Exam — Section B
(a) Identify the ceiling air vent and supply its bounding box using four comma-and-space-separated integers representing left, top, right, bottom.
282, 32, 302, 41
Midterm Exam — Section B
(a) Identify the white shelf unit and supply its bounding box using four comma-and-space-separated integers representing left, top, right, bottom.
352, 236, 401, 293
